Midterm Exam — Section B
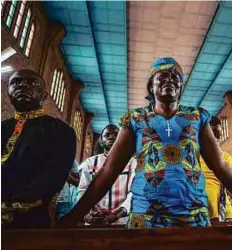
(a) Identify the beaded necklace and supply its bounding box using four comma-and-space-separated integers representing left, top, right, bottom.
1, 109, 44, 164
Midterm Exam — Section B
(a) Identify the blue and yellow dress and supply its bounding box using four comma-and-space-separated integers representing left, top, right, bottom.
119, 105, 211, 228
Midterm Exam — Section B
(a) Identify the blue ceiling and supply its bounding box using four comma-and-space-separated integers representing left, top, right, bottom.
181, 1, 232, 115
44, 1, 232, 133
44, 1, 127, 133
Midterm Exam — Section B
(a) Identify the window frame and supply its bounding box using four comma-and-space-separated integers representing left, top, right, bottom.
85, 133, 92, 155
73, 110, 82, 141
13, 0, 26, 39
50, 68, 66, 114
19, 7, 32, 49
5, 0, 18, 29
220, 116, 229, 144
25, 21, 35, 57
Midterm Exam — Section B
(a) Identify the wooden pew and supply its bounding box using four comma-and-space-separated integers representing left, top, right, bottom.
2, 222, 232, 250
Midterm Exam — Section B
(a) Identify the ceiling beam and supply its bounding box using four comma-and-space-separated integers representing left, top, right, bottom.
198, 48, 232, 107
84, 0, 111, 124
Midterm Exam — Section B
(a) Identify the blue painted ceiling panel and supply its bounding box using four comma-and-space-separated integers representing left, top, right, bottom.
44, 1, 128, 133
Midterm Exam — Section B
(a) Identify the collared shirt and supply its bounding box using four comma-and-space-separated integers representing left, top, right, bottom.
1, 115, 76, 228
77, 154, 137, 225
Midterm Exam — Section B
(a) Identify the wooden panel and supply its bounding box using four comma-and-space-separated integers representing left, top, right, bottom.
2, 223, 232, 250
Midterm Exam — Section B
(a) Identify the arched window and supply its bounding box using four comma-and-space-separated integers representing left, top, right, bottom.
220, 116, 229, 144
19, 8, 31, 48
85, 133, 92, 155
50, 69, 66, 113
13, 0, 26, 38
3, 0, 18, 28
73, 110, 82, 141
25, 22, 35, 56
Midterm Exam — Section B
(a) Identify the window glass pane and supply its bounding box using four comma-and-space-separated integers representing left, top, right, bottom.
13, 0, 26, 38
58, 81, 64, 109
19, 8, 31, 48
61, 88, 66, 112
73, 111, 82, 141
6, 0, 17, 28
220, 116, 229, 144
85, 134, 92, 155
19, 36, 25, 47
56, 72, 63, 104
25, 22, 35, 56
50, 69, 57, 96
53, 71, 60, 101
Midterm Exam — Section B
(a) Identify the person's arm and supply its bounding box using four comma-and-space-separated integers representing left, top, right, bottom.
56, 127, 135, 227
76, 161, 91, 202
67, 173, 80, 186
200, 124, 232, 193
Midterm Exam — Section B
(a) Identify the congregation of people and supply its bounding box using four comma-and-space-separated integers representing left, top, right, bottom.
1, 57, 232, 230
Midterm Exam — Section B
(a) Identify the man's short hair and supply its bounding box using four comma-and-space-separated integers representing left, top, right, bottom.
9, 69, 45, 89
100, 124, 119, 139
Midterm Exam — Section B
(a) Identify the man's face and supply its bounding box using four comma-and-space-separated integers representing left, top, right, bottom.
152, 70, 182, 103
8, 70, 45, 112
211, 125, 222, 144
102, 126, 119, 152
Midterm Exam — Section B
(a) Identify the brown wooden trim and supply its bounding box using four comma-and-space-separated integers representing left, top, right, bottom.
38, 22, 65, 76
2, 223, 232, 250
80, 113, 94, 161
66, 80, 84, 124
225, 91, 232, 107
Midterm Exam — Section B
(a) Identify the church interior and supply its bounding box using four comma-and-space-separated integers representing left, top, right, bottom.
1, 1, 232, 249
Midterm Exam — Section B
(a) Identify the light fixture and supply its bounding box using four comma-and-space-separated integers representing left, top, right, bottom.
1, 47, 17, 62
1, 66, 13, 73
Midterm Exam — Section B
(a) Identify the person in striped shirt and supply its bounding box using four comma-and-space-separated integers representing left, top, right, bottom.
77, 124, 137, 225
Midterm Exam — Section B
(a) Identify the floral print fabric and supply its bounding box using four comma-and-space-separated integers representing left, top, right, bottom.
119, 105, 211, 228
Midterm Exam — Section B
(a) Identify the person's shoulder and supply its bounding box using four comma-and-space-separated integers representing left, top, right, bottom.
178, 105, 199, 114
129, 105, 150, 117
1, 118, 14, 127
41, 115, 75, 133
178, 105, 210, 120
80, 154, 103, 170
87, 153, 104, 162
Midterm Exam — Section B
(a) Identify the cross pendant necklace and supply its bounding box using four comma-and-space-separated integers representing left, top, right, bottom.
166, 120, 172, 137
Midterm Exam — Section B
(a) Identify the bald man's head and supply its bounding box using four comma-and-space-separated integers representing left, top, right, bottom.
8, 69, 47, 112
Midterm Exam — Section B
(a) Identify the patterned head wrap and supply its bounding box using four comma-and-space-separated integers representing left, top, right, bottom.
149, 57, 184, 82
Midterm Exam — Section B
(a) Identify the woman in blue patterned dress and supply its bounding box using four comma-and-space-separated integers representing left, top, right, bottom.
57, 57, 232, 228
